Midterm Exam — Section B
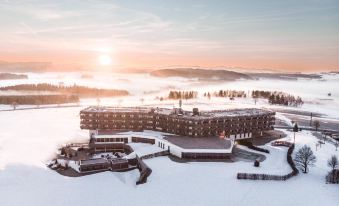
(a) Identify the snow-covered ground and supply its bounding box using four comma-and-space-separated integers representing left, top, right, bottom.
0, 107, 338, 206
0, 72, 339, 205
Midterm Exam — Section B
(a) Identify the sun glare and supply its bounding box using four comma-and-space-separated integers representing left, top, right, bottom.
98, 54, 112, 66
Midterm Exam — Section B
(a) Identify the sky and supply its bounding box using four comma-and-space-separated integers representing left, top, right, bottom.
0, 0, 338, 72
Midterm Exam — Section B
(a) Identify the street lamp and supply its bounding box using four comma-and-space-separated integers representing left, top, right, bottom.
293, 123, 299, 144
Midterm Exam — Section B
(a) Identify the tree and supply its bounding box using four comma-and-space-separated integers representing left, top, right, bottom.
140, 98, 144, 105
294, 145, 316, 173
293, 123, 299, 144
207, 92, 211, 101
327, 155, 338, 183
179, 99, 182, 108
313, 120, 320, 131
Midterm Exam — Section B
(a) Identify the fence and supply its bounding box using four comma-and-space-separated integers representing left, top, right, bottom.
237, 172, 296, 181
136, 156, 152, 185
237, 141, 298, 181
237, 140, 270, 153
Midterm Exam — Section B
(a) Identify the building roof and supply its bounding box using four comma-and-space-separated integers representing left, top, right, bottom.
81, 106, 274, 120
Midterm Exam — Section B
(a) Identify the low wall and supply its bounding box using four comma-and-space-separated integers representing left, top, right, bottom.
140, 150, 169, 160
237, 139, 270, 153
182, 152, 229, 159
136, 156, 152, 185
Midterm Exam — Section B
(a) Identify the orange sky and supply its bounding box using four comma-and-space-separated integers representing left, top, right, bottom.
1, 51, 338, 72
0, 1, 338, 72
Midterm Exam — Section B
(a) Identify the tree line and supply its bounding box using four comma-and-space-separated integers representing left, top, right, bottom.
252, 90, 303, 107
0, 95, 79, 105
210, 90, 247, 98
168, 91, 198, 100
0, 83, 129, 97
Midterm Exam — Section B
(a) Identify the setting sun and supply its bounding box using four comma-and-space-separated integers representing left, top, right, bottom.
98, 54, 112, 66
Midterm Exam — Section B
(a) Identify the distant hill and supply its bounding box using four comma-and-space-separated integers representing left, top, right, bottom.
150, 68, 251, 81
0, 61, 52, 72
0, 73, 28, 80
246, 72, 322, 80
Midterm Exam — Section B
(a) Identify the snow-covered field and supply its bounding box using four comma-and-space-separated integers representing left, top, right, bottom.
0, 72, 339, 206
1, 72, 339, 118
0, 107, 338, 206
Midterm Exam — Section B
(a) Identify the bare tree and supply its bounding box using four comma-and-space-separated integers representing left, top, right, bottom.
313, 120, 320, 131
294, 145, 316, 173
207, 92, 211, 101
327, 155, 338, 183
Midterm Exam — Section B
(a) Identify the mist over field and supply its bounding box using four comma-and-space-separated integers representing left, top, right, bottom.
1, 71, 338, 118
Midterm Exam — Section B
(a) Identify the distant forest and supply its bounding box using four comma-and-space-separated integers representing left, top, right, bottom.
252, 90, 303, 107
210, 90, 247, 98
168, 91, 198, 100
0, 83, 129, 97
166, 89, 303, 107
0, 95, 79, 105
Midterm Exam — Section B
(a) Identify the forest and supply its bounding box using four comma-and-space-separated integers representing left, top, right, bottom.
0, 95, 79, 105
0, 83, 129, 97
252, 90, 303, 107
168, 91, 198, 100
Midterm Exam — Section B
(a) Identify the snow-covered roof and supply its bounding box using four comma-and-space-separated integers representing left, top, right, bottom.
81, 106, 274, 120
